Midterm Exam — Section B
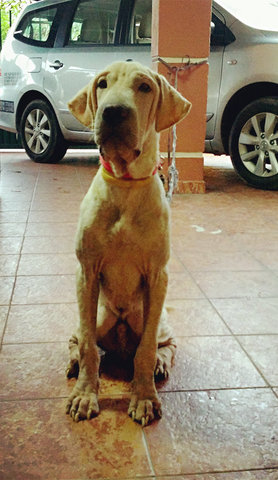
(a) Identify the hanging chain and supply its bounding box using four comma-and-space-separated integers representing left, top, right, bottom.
155, 56, 207, 202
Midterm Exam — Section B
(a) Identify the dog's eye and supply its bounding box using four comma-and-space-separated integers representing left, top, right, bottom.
139, 82, 151, 93
97, 79, 107, 89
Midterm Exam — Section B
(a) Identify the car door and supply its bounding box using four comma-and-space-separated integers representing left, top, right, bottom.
44, 0, 152, 133
206, 9, 227, 141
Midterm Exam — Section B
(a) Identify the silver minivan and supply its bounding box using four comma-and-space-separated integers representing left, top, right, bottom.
0, 0, 278, 189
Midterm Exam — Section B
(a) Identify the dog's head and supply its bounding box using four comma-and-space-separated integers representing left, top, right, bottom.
69, 61, 191, 178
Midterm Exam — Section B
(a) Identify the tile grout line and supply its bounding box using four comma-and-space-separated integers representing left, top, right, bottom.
207, 296, 276, 390
142, 428, 156, 478
167, 251, 277, 391
0, 386, 276, 404
0, 161, 42, 351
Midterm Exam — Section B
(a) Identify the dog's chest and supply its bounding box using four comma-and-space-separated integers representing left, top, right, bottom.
102, 205, 159, 259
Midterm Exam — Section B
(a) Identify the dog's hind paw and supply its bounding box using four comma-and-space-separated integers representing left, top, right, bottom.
66, 359, 79, 378
128, 394, 162, 426
66, 386, 99, 422
154, 352, 171, 381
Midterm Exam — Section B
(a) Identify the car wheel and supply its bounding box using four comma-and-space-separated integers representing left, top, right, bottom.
19, 99, 68, 163
229, 97, 278, 189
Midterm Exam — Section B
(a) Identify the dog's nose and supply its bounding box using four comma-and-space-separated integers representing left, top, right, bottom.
102, 105, 129, 126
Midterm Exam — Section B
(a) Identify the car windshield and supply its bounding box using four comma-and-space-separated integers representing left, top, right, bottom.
216, 0, 278, 31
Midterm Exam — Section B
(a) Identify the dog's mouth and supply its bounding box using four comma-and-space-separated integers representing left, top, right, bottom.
99, 140, 141, 178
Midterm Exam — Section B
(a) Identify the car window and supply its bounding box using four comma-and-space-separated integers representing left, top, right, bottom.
210, 11, 235, 46
67, 0, 120, 45
14, 6, 58, 46
129, 0, 152, 44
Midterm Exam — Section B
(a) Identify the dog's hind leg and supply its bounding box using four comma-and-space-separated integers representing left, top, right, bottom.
66, 333, 80, 378
155, 341, 176, 380
155, 307, 176, 380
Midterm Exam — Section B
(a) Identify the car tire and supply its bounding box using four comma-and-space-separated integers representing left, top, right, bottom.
229, 97, 278, 190
19, 99, 68, 163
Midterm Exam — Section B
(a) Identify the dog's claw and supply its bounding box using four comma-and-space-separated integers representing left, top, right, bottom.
141, 415, 149, 427
157, 408, 162, 418
66, 388, 99, 422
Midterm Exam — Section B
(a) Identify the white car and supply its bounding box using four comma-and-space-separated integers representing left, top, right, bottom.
0, 0, 278, 189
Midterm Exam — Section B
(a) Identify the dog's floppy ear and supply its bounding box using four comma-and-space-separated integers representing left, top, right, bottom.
68, 80, 96, 129
155, 74, 192, 132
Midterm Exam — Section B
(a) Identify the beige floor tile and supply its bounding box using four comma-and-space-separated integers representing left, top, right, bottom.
12, 275, 76, 304
168, 253, 187, 273
34, 183, 83, 197
231, 232, 278, 251
160, 472, 278, 479
172, 232, 241, 253
31, 190, 84, 203
0, 211, 29, 223
211, 298, 278, 334
0, 306, 8, 339
251, 250, 278, 270
0, 277, 15, 304
25, 222, 77, 237
0, 223, 26, 236
17, 253, 77, 275
0, 199, 31, 212
166, 299, 229, 335
28, 210, 79, 223
0, 237, 22, 254
159, 336, 266, 391
4, 303, 78, 343
238, 335, 278, 386
167, 272, 204, 300
22, 235, 75, 254
30, 197, 83, 212
0, 255, 19, 276
145, 389, 278, 475
0, 190, 33, 202
0, 343, 71, 400
176, 249, 263, 272
192, 271, 278, 299
0, 398, 152, 480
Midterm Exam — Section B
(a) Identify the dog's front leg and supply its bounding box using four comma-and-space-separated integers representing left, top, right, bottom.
66, 264, 100, 422
128, 268, 168, 426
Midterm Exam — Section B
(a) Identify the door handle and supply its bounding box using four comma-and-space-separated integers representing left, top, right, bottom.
49, 60, 64, 70
227, 59, 237, 65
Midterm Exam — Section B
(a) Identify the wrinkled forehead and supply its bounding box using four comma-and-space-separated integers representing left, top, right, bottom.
99, 63, 155, 87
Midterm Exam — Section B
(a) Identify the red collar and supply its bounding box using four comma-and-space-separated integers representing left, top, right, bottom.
99, 155, 158, 179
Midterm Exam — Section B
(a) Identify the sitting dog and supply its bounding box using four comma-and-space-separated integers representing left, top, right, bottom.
66, 61, 191, 426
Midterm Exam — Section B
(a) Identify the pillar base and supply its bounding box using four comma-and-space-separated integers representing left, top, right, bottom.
176, 180, 206, 194
163, 154, 206, 194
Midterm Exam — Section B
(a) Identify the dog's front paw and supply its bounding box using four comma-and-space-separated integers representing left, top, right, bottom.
66, 384, 99, 422
128, 394, 162, 426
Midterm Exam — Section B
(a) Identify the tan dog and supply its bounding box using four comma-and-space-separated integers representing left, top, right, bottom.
66, 61, 191, 425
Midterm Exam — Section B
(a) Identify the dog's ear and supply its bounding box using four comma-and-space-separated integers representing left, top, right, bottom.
155, 74, 192, 132
68, 80, 95, 129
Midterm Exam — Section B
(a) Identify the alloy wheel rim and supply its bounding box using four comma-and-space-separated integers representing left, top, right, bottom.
238, 112, 278, 177
24, 108, 51, 154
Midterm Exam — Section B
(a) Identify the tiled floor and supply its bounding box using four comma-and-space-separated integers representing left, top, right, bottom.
0, 150, 278, 480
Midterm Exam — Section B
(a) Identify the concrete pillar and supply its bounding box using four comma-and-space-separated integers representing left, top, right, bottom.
152, 0, 212, 193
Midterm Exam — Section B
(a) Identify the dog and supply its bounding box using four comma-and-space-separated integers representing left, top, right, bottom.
66, 61, 191, 426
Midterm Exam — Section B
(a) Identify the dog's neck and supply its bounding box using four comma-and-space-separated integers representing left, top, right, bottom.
99, 154, 158, 186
